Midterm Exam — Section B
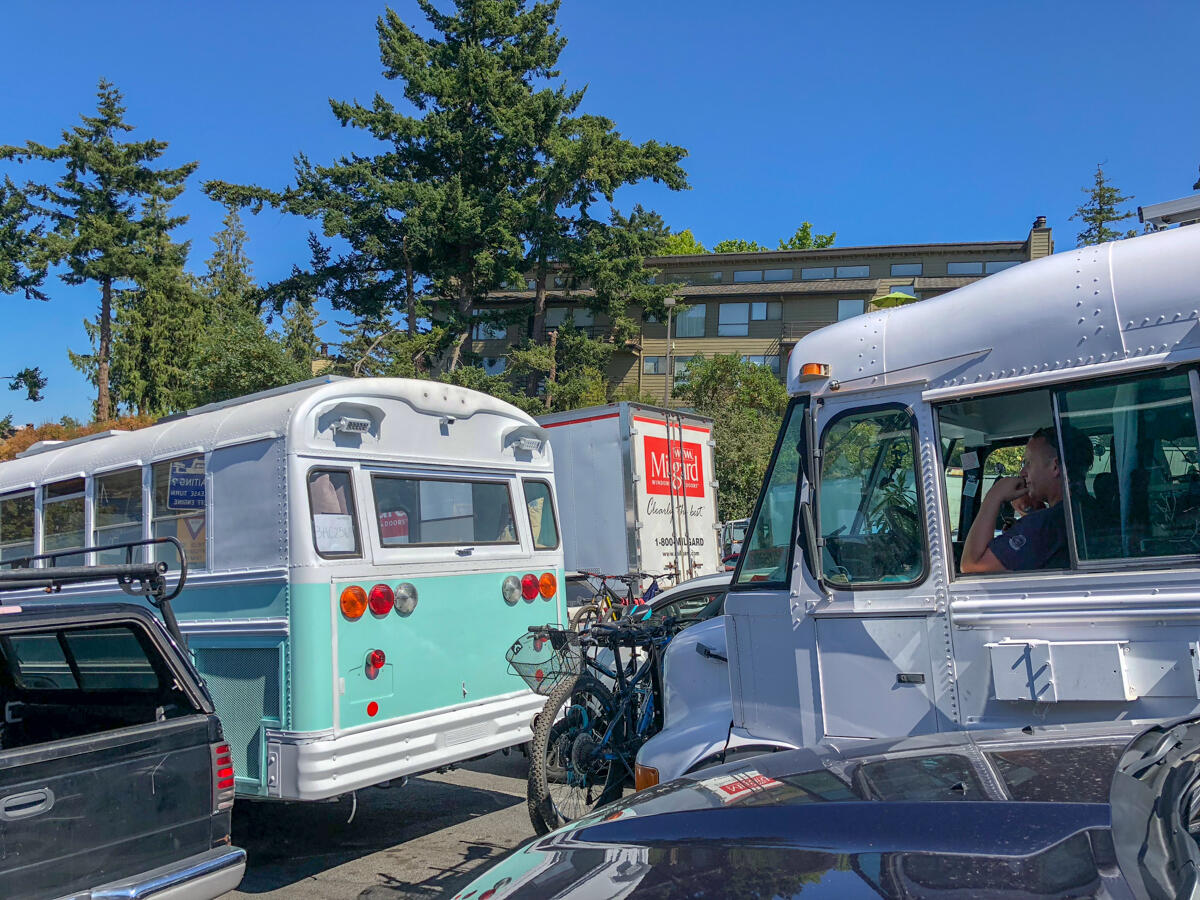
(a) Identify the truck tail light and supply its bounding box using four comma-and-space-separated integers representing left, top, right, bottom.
340, 585, 367, 620
368, 583, 395, 616
212, 742, 235, 811
368, 648, 386, 671
521, 574, 539, 601
538, 572, 557, 599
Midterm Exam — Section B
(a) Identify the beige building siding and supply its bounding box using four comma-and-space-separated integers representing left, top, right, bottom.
469, 219, 1054, 396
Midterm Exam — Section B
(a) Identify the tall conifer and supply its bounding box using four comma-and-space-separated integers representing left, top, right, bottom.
0, 80, 197, 419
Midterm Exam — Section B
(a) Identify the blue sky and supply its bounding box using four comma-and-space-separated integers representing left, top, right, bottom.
2, 1, 1197, 423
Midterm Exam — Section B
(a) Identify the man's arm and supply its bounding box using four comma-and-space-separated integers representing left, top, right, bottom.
961, 476, 1028, 574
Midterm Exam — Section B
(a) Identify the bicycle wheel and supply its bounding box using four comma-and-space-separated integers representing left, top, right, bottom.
527, 674, 622, 834
569, 603, 601, 631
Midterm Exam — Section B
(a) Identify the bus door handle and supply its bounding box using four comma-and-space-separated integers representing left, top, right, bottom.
455, 547, 474, 557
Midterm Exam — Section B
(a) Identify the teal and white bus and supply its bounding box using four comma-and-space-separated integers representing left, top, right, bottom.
0, 377, 566, 799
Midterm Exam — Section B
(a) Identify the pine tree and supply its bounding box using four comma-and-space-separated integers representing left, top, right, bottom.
1071, 165, 1138, 246
202, 207, 255, 313
0, 80, 198, 419
0, 177, 48, 300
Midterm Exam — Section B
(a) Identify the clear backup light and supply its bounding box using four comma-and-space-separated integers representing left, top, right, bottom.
394, 582, 418, 616
212, 742, 235, 811
538, 572, 557, 599
521, 574, 539, 601
502, 575, 522, 605
368, 583, 395, 616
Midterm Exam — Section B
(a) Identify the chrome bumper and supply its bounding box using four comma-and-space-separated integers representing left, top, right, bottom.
77, 846, 247, 900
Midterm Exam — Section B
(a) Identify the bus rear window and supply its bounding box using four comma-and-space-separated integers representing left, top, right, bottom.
371, 476, 517, 547
522, 480, 559, 550
308, 469, 361, 558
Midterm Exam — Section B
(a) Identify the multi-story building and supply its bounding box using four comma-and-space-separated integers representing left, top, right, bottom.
477, 217, 1053, 398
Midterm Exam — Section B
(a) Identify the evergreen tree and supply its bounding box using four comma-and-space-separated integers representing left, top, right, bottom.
0, 178, 48, 300
0, 80, 198, 419
202, 207, 255, 312
1071, 165, 1138, 246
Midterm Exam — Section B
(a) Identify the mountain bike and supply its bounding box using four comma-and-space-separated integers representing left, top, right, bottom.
569, 571, 667, 631
520, 615, 681, 834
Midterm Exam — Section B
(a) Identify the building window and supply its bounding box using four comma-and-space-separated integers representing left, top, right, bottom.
764, 268, 793, 282
742, 354, 781, 374
666, 272, 722, 285
985, 260, 1020, 274
675, 304, 706, 338
471, 315, 507, 340
718, 303, 750, 336
751, 301, 781, 321
552, 275, 568, 288
673, 355, 698, 386
890, 262, 922, 277
643, 356, 666, 375
802, 266, 835, 280
947, 261, 984, 275
545, 307, 593, 329
733, 270, 763, 283
890, 284, 917, 297
482, 357, 507, 376
836, 265, 870, 278
838, 299, 866, 320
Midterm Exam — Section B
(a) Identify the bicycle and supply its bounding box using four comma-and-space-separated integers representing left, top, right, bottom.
521, 614, 681, 835
569, 571, 667, 631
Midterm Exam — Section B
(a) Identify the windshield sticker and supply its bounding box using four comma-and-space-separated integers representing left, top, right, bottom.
697, 770, 782, 804
960, 450, 979, 471
314, 514, 356, 552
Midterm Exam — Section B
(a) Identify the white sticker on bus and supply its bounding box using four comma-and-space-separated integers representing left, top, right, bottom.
314, 514, 356, 552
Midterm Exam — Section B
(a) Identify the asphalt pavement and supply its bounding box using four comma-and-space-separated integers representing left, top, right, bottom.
229, 750, 536, 899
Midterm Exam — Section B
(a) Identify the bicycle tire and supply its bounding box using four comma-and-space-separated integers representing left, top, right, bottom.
569, 603, 601, 631
527, 674, 622, 834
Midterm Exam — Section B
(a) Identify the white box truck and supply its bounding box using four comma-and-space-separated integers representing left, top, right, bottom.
538, 403, 721, 595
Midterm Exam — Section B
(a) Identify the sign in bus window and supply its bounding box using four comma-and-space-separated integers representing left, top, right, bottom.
523, 480, 559, 550
1057, 371, 1200, 561
0, 491, 34, 567
308, 469, 360, 557
372, 476, 518, 547
819, 408, 925, 587
153, 456, 206, 570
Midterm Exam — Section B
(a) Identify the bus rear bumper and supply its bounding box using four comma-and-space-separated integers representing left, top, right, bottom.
265, 690, 543, 801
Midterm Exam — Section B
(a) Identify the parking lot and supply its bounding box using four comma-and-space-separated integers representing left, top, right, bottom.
229, 751, 535, 899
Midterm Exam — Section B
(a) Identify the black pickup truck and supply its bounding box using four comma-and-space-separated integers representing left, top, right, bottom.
0, 545, 245, 899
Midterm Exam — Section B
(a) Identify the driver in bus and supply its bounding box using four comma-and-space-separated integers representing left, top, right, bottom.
960, 426, 1092, 573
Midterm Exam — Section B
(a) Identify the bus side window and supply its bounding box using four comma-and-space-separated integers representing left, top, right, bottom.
95, 468, 143, 564
152, 457, 207, 570
522, 480, 559, 550
44, 478, 86, 567
0, 490, 35, 568
1057, 370, 1200, 562
818, 407, 925, 587
308, 469, 361, 558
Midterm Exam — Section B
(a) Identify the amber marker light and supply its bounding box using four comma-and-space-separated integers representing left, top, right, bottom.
340, 585, 367, 620
538, 572, 557, 599
798, 362, 830, 379
635, 764, 660, 791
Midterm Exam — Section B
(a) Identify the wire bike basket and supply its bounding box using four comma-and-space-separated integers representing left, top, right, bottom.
506, 628, 582, 696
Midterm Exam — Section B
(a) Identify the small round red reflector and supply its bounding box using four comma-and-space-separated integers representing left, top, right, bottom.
368, 583, 395, 616
539, 572, 557, 599
534, 668, 545, 683
369, 649, 386, 670
340, 586, 367, 620
521, 573, 539, 600
367, 701, 379, 717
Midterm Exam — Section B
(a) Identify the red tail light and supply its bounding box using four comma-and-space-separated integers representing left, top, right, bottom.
212, 742, 235, 811
368, 583, 395, 616
368, 648, 386, 670
521, 573, 539, 600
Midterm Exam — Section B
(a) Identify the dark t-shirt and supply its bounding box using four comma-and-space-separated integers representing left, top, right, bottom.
988, 503, 1067, 571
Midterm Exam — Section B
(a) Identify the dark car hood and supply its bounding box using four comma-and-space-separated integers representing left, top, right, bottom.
455, 720, 1173, 899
